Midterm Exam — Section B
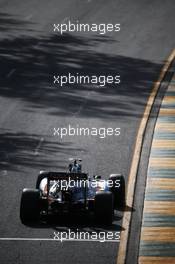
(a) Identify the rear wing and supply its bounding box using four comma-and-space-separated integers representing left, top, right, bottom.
47, 172, 88, 181
38, 171, 87, 182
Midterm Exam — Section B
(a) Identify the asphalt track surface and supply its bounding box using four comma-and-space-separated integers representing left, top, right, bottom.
0, 1, 175, 264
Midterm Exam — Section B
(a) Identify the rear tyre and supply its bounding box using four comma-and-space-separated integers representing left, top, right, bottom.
94, 191, 114, 225
109, 174, 125, 209
20, 188, 40, 224
36, 171, 49, 189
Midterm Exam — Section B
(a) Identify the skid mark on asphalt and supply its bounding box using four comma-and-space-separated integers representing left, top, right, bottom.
25, 14, 33, 21
34, 137, 44, 156
72, 90, 92, 117
6, 69, 16, 78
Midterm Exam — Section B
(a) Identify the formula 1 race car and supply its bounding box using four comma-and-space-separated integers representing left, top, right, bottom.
20, 159, 125, 225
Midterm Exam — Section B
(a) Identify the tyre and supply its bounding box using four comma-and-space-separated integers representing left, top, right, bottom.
20, 188, 40, 224
109, 174, 125, 209
36, 171, 49, 189
94, 191, 114, 225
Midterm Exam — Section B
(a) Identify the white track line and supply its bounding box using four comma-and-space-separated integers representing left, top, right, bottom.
0, 238, 119, 243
